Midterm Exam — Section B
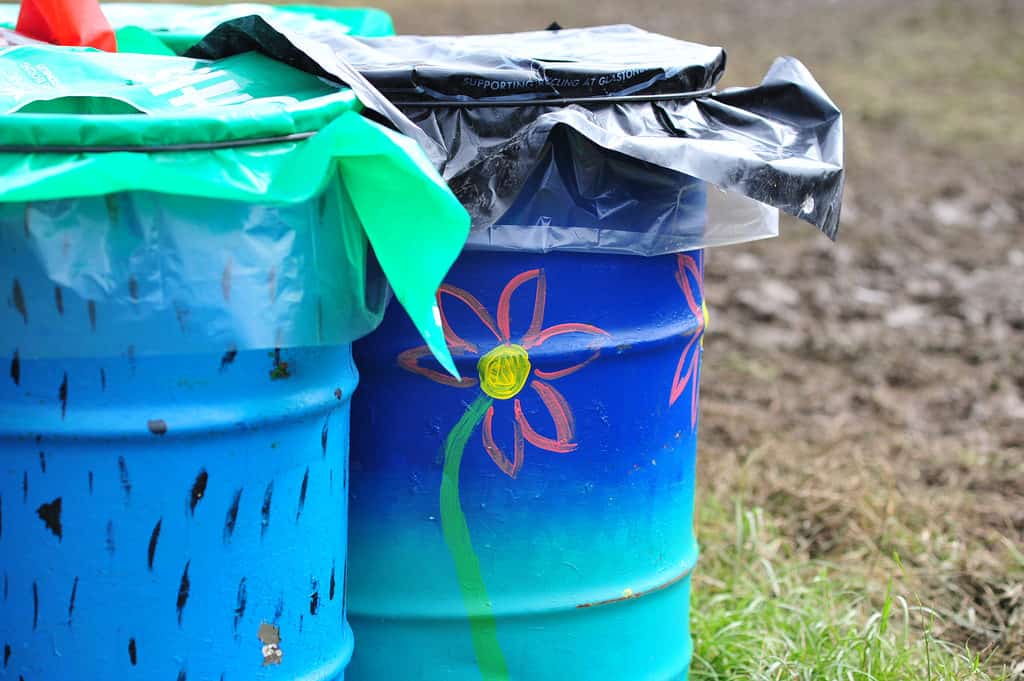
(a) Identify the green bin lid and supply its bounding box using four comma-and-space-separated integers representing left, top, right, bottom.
0, 3, 395, 53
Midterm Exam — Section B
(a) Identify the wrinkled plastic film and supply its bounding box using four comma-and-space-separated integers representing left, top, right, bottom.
276, 25, 842, 255
445, 119, 780, 255
0, 45, 470, 371
395, 61, 836, 255
1, 181, 388, 360
705, 188, 780, 248
189, 20, 841, 255
344, 25, 725, 100
186, 15, 449, 167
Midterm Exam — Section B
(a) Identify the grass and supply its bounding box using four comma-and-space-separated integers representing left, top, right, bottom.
696, 278, 1024, 679
690, 503, 1009, 681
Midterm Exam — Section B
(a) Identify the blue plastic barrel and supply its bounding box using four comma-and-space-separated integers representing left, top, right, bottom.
0, 184, 369, 681
0, 343, 356, 680
348, 243, 708, 679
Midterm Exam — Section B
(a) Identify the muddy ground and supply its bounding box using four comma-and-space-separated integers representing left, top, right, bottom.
370, 0, 1024, 670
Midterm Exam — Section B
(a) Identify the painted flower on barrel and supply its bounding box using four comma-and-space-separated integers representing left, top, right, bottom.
669, 252, 709, 427
399, 269, 610, 478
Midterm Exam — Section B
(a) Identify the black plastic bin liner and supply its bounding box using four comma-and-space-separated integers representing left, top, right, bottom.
191, 21, 845, 255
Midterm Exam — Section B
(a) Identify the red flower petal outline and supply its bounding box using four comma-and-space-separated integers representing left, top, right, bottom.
398, 345, 478, 389
482, 405, 525, 478
497, 269, 547, 346
523, 323, 610, 350
668, 253, 706, 426
683, 251, 703, 279
438, 284, 504, 352
669, 334, 700, 407
534, 349, 602, 381
674, 254, 702, 320
514, 380, 577, 454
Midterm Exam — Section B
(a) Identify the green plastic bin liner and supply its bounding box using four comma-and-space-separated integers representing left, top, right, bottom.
0, 44, 467, 374
0, 3, 394, 53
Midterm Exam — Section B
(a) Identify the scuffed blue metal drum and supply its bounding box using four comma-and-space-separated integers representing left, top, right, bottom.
0, 344, 356, 680
348, 246, 707, 680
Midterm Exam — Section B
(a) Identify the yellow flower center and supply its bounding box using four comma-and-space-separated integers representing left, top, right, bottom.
477, 344, 531, 400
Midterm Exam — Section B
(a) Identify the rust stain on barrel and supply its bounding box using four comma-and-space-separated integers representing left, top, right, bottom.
575, 566, 693, 609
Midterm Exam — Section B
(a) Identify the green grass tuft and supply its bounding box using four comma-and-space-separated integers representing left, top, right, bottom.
691, 505, 1008, 681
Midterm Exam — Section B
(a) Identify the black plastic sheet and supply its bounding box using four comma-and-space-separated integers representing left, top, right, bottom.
191, 21, 845, 255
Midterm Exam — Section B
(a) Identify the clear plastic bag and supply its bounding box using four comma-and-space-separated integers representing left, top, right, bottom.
1, 186, 388, 360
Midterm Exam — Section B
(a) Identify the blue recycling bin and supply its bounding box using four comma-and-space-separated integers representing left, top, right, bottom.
0, 343, 357, 680
336, 20, 842, 681
347, 178, 710, 680
0, 190, 364, 681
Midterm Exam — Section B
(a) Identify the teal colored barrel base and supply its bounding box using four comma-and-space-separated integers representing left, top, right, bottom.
0, 346, 356, 681
350, 573, 694, 680
348, 249, 707, 681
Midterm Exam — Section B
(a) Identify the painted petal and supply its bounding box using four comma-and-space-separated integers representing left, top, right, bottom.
668, 335, 699, 407
524, 323, 610, 350
497, 269, 546, 345
681, 251, 703, 282
534, 349, 602, 381
398, 346, 478, 388
675, 254, 702, 319
438, 284, 503, 352
482, 405, 524, 478
514, 381, 577, 454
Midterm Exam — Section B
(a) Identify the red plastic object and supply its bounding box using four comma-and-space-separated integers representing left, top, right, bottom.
16, 0, 116, 50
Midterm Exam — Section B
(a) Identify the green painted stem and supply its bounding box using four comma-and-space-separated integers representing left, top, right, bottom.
440, 393, 510, 681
